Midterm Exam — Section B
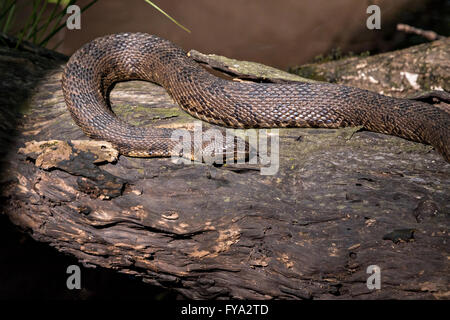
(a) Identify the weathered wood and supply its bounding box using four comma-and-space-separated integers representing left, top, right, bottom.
188, 49, 317, 83
0, 37, 449, 299
288, 38, 450, 99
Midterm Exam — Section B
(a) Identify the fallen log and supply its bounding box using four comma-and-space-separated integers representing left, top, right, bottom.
0, 36, 449, 299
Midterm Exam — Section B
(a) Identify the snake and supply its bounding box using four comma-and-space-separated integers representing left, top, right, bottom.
61, 33, 449, 162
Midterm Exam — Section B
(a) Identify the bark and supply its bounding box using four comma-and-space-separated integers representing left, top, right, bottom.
0, 36, 449, 299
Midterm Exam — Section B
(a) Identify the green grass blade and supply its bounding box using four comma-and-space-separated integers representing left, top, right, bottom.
26, 0, 49, 42
144, 0, 191, 33
0, 1, 16, 24
50, 37, 64, 50
46, 0, 71, 5
16, 0, 40, 48
36, 0, 62, 43
39, 0, 98, 47
36, 0, 76, 46
1, 2, 16, 33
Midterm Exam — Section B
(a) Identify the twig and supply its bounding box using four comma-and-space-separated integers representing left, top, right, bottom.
397, 23, 444, 41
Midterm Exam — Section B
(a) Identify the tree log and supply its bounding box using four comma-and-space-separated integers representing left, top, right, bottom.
0, 36, 449, 299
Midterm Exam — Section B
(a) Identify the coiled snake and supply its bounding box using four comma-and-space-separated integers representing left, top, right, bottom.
62, 33, 449, 162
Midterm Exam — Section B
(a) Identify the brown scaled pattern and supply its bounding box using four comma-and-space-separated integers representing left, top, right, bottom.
61, 33, 449, 161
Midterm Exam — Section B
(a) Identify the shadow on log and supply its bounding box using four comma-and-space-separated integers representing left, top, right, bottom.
0, 35, 449, 299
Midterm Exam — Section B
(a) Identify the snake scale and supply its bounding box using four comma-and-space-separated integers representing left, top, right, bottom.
62, 33, 449, 162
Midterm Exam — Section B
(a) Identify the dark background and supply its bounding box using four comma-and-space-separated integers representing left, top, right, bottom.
15, 0, 450, 68
1, 0, 449, 300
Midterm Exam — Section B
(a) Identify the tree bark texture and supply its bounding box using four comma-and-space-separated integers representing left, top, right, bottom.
0, 36, 449, 299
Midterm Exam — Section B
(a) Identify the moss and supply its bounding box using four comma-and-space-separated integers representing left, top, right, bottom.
147, 107, 185, 120
190, 49, 316, 83
39, 141, 59, 149
112, 104, 191, 126
312, 48, 371, 64
288, 65, 327, 82
288, 49, 371, 82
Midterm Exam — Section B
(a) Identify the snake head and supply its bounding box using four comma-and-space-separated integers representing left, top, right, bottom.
197, 134, 252, 164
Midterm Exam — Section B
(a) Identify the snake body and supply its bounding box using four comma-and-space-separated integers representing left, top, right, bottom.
62, 33, 449, 162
